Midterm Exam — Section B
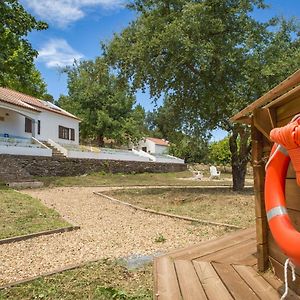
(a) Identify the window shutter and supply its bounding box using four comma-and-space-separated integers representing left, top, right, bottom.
25, 118, 32, 133
70, 129, 75, 141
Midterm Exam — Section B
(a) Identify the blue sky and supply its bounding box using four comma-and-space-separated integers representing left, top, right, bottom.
20, 0, 299, 140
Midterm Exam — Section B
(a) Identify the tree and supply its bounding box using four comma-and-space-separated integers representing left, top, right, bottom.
208, 137, 231, 166
0, 0, 48, 97
104, 0, 300, 190
58, 58, 146, 146
145, 98, 210, 163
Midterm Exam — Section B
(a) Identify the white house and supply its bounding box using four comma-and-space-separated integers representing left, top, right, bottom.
0, 87, 80, 145
138, 137, 169, 154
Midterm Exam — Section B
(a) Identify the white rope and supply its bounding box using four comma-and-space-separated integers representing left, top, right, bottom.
281, 258, 296, 300
265, 143, 280, 171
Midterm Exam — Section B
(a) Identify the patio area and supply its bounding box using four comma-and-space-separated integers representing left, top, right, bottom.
154, 227, 299, 300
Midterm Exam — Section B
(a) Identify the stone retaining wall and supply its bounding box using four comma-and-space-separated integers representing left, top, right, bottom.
0, 154, 187, 181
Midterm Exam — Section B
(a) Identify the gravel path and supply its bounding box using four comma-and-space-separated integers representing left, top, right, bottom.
0, 187, 230, 285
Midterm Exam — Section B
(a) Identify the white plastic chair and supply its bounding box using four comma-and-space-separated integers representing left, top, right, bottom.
209, 166, 221, 179
193, 171, 203, 180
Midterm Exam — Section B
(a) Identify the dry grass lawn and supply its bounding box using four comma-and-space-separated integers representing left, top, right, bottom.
37, 171, 236, 187
103, 187, 255, 228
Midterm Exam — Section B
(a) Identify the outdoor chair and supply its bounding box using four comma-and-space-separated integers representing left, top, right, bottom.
193, 171, 203, 180
209, 166, 221, 179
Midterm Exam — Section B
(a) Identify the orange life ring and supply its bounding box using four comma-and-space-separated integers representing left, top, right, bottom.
265, 117, 300, 266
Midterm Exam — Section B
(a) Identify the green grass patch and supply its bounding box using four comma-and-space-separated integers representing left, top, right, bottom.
36, 171, 235, 188
0, 260, 152, 300
0, 187, 70, 239
103, 187, 255, 228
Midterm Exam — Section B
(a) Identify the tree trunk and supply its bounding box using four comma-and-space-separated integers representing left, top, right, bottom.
97, 134, 104, 147
229, 124, 251, 191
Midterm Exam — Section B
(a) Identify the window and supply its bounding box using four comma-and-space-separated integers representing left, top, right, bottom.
58, 126, 75, 141
58, 126, 69, 140
25, 118, 32, 133
70, 128, 75, 141
38, 120, 41, 135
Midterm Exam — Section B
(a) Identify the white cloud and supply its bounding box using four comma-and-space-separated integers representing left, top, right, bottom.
37, 39, 84, 68
23, 0, 125, 27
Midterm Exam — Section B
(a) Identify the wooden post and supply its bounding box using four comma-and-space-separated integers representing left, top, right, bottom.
251, 121, 269, 272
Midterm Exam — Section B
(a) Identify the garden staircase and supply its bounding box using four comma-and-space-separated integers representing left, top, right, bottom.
43, 142, 66, 159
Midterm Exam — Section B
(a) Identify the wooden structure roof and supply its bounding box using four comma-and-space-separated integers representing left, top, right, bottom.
231, 69, 300, 123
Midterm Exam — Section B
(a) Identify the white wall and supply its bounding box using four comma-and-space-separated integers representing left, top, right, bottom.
138, 139, 169, 154
38, 111, 79, 145
155, 144, 169, 154
0, 145, 52, 157
138, 139, 156, 153
0, 107, 34, 139
0, 103, 79, 145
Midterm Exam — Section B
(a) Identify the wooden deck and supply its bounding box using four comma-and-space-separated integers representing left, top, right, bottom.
154, 228, 300, 300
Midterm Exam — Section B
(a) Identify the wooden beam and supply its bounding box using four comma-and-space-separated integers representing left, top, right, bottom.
264, 84, 300, 109
251, 123, 269, 272
233, 116, 252, 125
253, 108, 275, 140
231, 69, 300, 122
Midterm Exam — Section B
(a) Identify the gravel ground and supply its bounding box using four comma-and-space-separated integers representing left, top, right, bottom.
0, 187, 230, 285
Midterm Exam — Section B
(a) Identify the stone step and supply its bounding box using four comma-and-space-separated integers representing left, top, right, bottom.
43, 142, 66, 158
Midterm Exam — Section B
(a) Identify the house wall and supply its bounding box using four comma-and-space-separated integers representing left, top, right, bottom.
37, 111, 79, 145
138, 139, 168, 154
0, 102, 79, 144
0, 107, 33, 139
155, 144, 169, 154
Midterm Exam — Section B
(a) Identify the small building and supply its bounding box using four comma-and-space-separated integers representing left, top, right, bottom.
231, 69, 300, 294
138, 137, 169, 154
0, 87, 80, 145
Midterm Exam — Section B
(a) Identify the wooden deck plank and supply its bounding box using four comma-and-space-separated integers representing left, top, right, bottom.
233, 265, 280, 300
194, 238, 256, 265
167, 227, 255, 260
177, 228, 256, 260
154, 256, 182, 300
193, 261, 233, 300
174, 260, 207, 300
212, 263, 260, 300
154, 228, 300, 300
262, 270, 300, 300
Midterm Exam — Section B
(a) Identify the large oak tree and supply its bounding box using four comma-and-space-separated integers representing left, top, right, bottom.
58, 58, 146, 146
104, 0, 300, 190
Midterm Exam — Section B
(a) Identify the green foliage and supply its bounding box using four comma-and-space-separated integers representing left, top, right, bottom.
145, 97, 210, 163
104, 0, 300, 189
208, 137, 231, 166
154, 233, 166, 243
58, 58, 146, 146
169, 136, 209, 163
0, 0, 48, 97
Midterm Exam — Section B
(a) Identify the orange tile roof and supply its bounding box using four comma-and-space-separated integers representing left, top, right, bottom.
0, 87, 79, 120
147, 137, 169, 146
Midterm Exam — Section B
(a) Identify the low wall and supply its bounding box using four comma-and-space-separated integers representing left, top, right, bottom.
0, 146, 52, 157
0, 154, 187, 180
